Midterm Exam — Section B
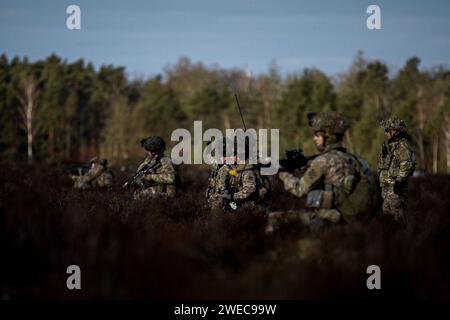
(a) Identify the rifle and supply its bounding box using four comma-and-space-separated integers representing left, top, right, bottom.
221, 168, 238, 211
123, 160, 162, 189
279, 148, 315, 173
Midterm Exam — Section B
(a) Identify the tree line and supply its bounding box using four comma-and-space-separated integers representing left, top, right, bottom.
0, 52, 449, 173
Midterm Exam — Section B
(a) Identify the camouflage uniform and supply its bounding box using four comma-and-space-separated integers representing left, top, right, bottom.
378, 118, 415, 220
205, 163, 225, 209
268, 142, 348, 232
206, 162, 270, 213
133, 155, 177, 199
132, 136, 177, 200
71, 157, 113, 189
267, 112, 376, 234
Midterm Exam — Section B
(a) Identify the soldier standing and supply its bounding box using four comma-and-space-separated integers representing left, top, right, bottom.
128, 136, 177, 199
71, 157, 113, 189
378, 117, 416, 221
266, 111, 377, 234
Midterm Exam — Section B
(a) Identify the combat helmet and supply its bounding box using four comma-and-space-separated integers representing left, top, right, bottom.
308, 111, 349, 138
90, 157, 107, 167
141, 136, 166, 154
380, 117, 406, 132
90, 156, 99, 164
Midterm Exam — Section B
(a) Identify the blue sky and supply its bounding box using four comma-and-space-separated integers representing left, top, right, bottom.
1, 0, 449, 77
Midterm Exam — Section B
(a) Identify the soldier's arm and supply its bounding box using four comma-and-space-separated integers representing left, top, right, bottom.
82, 166, 103, 183
145, 158, 176, 184
377, 145, 383, 175
395, 141, 415, 182
216, 165, 231, 197
278, 158, 324, 198
205, 165, 218, 198
233, 170, 257, 201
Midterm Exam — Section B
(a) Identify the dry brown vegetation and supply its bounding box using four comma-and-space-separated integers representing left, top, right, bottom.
1, 162, 449, 299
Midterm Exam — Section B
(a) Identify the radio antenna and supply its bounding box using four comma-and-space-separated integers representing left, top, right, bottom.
234, 94, 247, 131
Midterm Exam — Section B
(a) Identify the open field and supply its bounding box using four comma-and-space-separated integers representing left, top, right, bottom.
1, 163, 449, 299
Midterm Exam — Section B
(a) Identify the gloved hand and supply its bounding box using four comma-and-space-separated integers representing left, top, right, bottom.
143, 173, 154, 182
221, 193, 237, 211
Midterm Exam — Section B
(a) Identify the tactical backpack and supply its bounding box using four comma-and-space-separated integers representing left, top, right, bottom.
330, 150, 378, 222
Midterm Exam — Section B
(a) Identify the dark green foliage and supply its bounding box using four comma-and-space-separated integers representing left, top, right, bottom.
0, 52, 449, 172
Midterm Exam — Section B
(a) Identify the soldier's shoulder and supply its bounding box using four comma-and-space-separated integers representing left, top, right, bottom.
236, 163, 255, 171
216, 164, 230, 177
313, 151, 340, 166
160, 156, 174, 166
309, 154, 326, 166
140, 157, 152, 165
303, 155, 328, 175
399, 136, 413, 146
395, 138, 413, 153
241, 165, 258, 178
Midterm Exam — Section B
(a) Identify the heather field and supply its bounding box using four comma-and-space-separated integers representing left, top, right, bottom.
1, 163, 449, 299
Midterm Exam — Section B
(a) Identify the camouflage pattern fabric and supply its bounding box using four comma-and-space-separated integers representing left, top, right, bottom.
206, 163, 226, 210
278, 144, 349, 199
72, 162, 112, 189
380, 186, 407, 220
133, 155, 177, 199
378, 130, 415, 219
206, 162, 269, 212
277, 142, 349, 225
380, 117, 406, 132
92, 171, 113, 188
267, 142, 374, 233
309, 111, 349, 137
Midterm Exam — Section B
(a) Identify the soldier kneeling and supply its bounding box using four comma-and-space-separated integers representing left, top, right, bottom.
266, 111, 378, 234
125, 136, 177, 199
71, 157, 113, 189
205, 137, 271, 214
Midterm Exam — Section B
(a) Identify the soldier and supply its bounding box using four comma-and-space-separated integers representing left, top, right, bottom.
206, 137, 271, 213
129, 136, 177, 199
71, 157, 113, 189
378, 117, 416, 221
266, 111, 377, 234
205, 161, 224, 209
